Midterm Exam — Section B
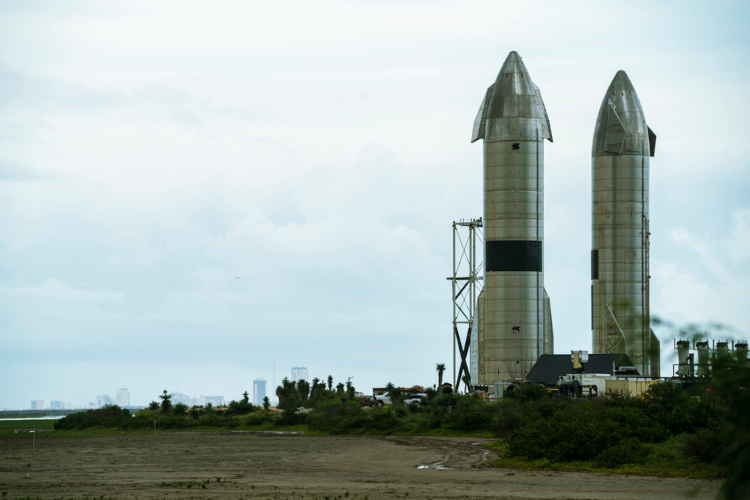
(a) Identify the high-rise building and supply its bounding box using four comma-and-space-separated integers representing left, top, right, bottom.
253, 379, 267, 406
116, 388, 130, 407
291, 367, 308, 382
31, 399, 44, 410
95, 394, 115, 408
50, 400, 64, 409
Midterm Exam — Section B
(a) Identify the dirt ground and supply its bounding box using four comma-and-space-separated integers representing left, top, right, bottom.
0, 431, 721, 499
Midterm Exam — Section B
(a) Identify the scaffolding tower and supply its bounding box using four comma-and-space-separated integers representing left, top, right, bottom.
447, 218, 483, 392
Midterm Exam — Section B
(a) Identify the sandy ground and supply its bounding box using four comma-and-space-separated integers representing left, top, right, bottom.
0, 431, 721, 499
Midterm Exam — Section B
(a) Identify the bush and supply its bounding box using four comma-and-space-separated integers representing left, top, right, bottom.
54, 405, 131, 430
594, 437, 649, 468
684, 423, 729, 463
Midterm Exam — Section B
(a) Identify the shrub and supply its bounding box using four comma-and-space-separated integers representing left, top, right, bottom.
684, 422, 729, 463
54, 405, 131, 430
594, 437, 649, 468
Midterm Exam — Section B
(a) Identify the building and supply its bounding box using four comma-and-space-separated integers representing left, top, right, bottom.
171, 392, 193, 406
50, 400, 64, 409
31, 399, 44, 410
202, 396, 224, 406
95, 394, 115, 408
116, 388, 130, 407
291, 367, 308, 382
253, 379, 267, 406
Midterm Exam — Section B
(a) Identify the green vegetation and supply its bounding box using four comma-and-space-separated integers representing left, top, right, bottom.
0, 419, 57, 431
46, 370, 748, 496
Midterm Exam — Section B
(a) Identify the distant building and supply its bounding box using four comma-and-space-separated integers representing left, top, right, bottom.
31, 399, 44, 410
171, 392, 193, 406
95, 394, 115, 408
253, 379, 267, 406
116, 388, 130, 407
291, 367, 308, 382
202, 395, 224, 406
50, 400, 64, 410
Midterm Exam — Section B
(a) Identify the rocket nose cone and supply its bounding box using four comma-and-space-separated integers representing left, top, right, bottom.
609, 70, 636, 93
499, 50, 526, 75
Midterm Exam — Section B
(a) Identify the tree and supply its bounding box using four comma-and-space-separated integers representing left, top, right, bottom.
436, 363, 446, 394
310, 378, 323, 400
242, 391, 249, 403
173, 403, 188, 416
148, 401, 159, 411
263, 396, 270, 411
386, 383, 402, 407
346, 377, 355, 399
297, 380, 310, 401
327, 375, 333, 391
159, 390, 172, 414
336, 382, 345, 396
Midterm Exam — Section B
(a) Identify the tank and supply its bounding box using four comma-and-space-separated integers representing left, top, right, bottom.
471, 51, 554, 383
676, 340, 690, 376
716, 341, 730, 362
591, 70, 660, 377
696, 341, 710, 376
737, 342, 748, 363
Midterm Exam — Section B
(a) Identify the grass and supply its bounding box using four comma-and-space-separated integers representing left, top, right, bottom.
486, 437, 726, 480
0, 419, 57, 431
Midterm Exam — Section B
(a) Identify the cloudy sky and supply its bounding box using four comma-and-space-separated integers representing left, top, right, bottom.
1, 1, 749, 409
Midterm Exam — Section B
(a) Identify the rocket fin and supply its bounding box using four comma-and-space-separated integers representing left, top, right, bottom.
604, 99, 626, 154
648, 126, 657, 157
543, 288, 554, 354
533, 84, 553, 143
471, 84, 494, 143
604, 303, 627, 353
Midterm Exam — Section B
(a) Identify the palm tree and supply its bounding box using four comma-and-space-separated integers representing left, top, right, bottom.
327, 375, 333, 391
159, 390, 172, 414
242, 391, 249, 403
384, 382, 402, 406
436, 363, 446, 394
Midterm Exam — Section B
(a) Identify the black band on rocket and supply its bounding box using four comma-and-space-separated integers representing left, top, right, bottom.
485, 240, 542, 272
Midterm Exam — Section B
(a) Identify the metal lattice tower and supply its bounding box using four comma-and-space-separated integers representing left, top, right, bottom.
447, 218, 483, 391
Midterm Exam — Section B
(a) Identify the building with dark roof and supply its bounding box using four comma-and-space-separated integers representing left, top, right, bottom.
525, 354, 636, 386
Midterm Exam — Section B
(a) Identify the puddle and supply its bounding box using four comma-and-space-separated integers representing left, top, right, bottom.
418, 462, 454, 470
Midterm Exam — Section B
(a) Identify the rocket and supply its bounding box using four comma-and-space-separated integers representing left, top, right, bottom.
591, 70, 660, 377
470, 51, 554, 384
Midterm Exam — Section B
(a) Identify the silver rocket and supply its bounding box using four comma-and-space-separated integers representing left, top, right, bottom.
470, 51, 554, 384
591, 70, 660, 377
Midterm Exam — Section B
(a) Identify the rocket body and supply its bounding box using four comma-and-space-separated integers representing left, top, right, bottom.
471, 51, 554, 384
591, 71, 660, 376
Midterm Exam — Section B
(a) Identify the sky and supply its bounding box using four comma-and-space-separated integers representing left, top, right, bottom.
1, 1, 749, 409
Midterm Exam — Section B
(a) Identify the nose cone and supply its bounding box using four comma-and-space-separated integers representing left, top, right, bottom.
592, 70, 655, 156
471, 51, 552, 142
610, 70, 636, 93
487, 51, 543, 117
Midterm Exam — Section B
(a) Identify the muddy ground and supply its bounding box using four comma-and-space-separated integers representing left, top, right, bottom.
0, 431, 721, 499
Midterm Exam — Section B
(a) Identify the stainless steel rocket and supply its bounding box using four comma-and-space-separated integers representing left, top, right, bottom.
470, 51, 554, 385
591, 70, 660, 377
